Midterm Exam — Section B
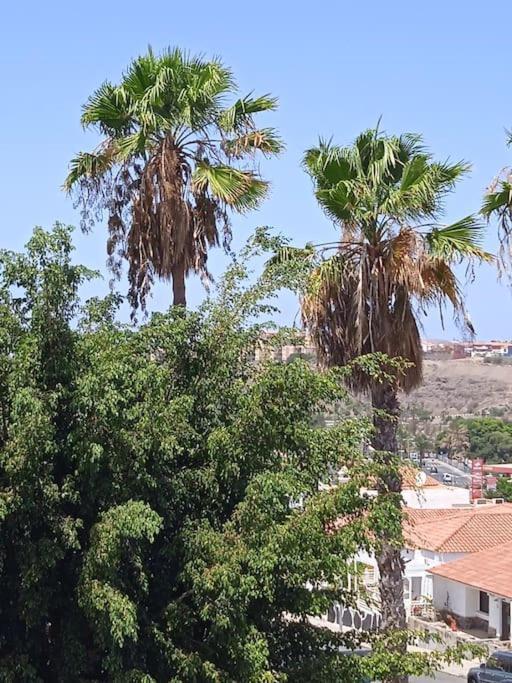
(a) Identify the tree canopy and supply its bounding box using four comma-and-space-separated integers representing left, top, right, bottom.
438, 417, 512, 463
0, 225, 467, 682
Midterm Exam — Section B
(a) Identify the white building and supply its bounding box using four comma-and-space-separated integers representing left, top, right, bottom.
400, 469, 470, 509
323, 502, 512, 635
429, 541, 512, 641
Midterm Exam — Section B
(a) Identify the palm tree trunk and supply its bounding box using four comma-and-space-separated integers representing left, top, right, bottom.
371, 380, 408, 683
171, 261, 186, 307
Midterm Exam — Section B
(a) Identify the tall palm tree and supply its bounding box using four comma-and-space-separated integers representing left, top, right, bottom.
65, 47, 282, 311
276, 127, 490, 671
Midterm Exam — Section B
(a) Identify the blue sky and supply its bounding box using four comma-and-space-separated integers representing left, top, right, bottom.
1, 0, 511, 338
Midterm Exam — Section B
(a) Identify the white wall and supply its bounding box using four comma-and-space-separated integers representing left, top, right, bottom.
433, 577, 471, 616
356, 548, 468, 608
489, 596, 501, 636
402, 485, 470, 509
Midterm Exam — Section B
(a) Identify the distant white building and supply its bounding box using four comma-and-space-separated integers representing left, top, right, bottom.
400, 469, 470, 509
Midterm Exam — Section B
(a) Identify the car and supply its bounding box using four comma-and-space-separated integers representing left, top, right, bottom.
442, 472, 453, 484
467, 650, 512, 682
428, 465, 438, 474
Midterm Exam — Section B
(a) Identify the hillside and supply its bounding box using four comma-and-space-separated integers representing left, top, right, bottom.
402, 358, 512, 418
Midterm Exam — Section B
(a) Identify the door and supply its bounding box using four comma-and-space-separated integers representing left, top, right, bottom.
502, 600, 511, 642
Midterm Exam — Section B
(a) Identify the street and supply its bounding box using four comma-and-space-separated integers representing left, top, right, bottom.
413, 675, 463, 682
425, 458, 471, 488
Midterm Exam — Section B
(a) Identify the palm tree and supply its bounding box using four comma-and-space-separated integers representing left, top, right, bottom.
65, 47, 282, 311
482, 131, 512, 270
275, 127, 490, 671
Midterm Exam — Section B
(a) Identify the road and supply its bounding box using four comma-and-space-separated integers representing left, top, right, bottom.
413, 675, 463, 682
425, 458, 471, 488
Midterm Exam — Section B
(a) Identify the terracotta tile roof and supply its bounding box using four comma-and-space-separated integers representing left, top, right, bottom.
404, 504, 512, 553
428, 541, 512, 599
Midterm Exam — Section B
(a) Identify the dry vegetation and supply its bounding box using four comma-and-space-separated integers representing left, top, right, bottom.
402, 358, 512, 418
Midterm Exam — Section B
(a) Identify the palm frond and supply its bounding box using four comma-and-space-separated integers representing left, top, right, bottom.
266, 244, 316, 267
192, 162, 268, 210
481, 181, 512, 217
113, 131, 149, 161
81, 82, 133, 135
63, 149, 116, 190
219, 94, 278, 133
303, 141, 355, 190
425, 216, 493, 263
223, 128, 284, 158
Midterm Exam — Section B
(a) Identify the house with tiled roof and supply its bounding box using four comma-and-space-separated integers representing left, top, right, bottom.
427, 538, 512, 641
336, 501, 512, 640
322, 468, 507, 641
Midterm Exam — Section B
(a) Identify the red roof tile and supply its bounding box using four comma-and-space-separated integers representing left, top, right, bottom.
428, 541, 512, 599
404, 504, 512, 553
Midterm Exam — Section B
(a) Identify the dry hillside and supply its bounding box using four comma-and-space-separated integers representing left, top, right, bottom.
402, 358, 512, 418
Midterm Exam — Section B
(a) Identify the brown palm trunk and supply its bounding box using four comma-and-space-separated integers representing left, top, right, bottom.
371, 381, 408, 683
171, 261, 186, 307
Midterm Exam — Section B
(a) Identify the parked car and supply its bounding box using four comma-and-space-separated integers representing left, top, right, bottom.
467, 650, 512, 682
442, 472, 453, 484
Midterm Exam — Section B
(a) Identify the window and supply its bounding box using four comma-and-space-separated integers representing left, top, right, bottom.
363, 565, 376, 586
411, 577, 422, 600
479, 590, 489, 614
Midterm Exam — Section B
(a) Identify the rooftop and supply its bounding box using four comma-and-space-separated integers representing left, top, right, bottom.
428, 541, 512, 599
404, 503, 512, 553
400, 467, 440, 490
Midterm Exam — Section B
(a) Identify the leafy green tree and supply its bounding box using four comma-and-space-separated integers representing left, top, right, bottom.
65, 47, 282, 311
271, 127, 490, 682
437, 417, 512, 463
1, 225, 471, 682
414, 433, 433, 465
486, 476, 512, 502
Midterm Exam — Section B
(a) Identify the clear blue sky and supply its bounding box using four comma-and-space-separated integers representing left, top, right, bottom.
1, 0, 511, 338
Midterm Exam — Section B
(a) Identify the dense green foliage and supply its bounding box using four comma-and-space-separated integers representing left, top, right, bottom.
488, 476, 512, 502
0, 225, 460, 682
438, 417, 512, 463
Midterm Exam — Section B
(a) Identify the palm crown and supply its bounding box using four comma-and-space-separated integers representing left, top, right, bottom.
65, 47, 282, 310
291, 128, 491, 390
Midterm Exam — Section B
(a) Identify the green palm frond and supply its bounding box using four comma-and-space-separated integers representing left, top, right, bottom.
223, 128, 284, 158
121, 49, 160, 97
399, 155, 429, 192
113, 131, 149, 161
482, 181, 512, 217
81, 82, 133, 134
431, 159, 471, 190
303, 141, 355, 190
63, 150, 116, 190
424, 216, 493, 262
219, 94, 278, 133
192, 162, 268, 210
266, 244, 316, 267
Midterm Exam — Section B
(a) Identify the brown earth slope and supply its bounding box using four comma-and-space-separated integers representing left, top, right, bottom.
402, 358, 512, 418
